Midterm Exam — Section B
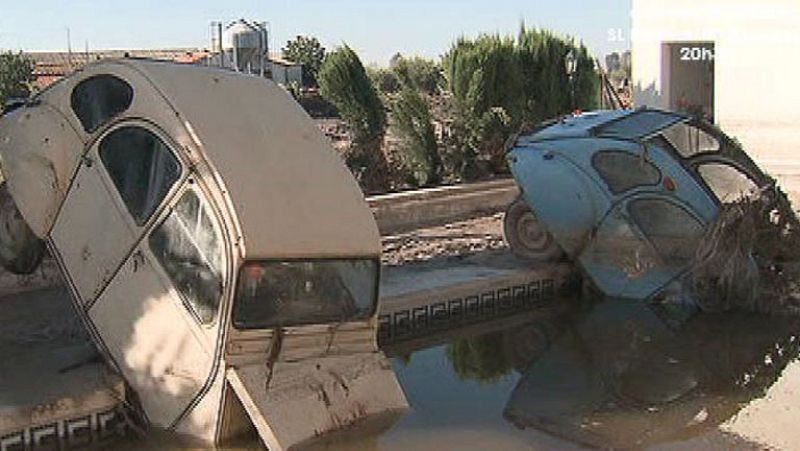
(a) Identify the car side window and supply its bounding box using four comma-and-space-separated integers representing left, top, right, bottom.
149, 189, 225, 324
661, 123, 719, 157
593, 150, 661, 194
99, 126, 180, 225
697, 162, 758, 204
71, 75, 133, 133
629, 199, 704, 265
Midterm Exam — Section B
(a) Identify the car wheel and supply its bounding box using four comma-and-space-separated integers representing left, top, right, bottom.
503, 197, 564, 262
0, 182, 45, 275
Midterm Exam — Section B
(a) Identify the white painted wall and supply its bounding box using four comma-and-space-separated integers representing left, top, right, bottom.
632, 0, 800, 167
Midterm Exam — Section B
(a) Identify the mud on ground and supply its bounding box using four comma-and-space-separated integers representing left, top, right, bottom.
381, 213, 506, 266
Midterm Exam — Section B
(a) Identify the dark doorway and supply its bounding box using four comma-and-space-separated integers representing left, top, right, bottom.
661, 41, 715, 122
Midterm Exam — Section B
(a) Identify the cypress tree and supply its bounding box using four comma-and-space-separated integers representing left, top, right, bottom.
318, 45, 389, 192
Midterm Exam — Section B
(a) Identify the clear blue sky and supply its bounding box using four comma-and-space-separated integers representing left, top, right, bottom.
0, 0, 631, 65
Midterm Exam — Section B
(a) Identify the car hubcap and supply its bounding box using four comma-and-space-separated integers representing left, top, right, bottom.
517, 212, 549, 251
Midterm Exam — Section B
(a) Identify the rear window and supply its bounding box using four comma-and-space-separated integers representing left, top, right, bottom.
233, 259, 378, 329
71, 75, 133, 133
593, 151, 661, 194
697, 162, 759, 203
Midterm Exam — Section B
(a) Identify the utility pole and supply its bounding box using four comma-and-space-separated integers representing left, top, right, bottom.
218, 21, 224, 69
211, 21, 225, 68
66, 27, 73, 70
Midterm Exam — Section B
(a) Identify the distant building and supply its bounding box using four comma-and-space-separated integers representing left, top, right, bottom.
205, 50, 303, 86
27, 47, 301, 90
205, 18, 303, 86
620, 51, 631, 72
267, 54, 303, 86
605, 52, 621, 72
631, 0, 800, 169
27, 49, 209, 89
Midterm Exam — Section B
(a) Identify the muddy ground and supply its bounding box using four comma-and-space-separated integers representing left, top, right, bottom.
381, 213, 506, 266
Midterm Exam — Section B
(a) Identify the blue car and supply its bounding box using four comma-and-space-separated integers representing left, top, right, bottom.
504, 108, 770, 300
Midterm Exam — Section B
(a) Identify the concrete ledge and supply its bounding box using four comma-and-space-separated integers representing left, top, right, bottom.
368, 178, 519, 234
378, 250, 573, 341
0, 288, 125, 450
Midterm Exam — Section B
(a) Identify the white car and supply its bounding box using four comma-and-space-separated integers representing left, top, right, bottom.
0, 59, 406, 449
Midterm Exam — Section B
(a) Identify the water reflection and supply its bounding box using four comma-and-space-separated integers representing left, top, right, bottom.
443, 297, 800, 449
90, 296, 800, 450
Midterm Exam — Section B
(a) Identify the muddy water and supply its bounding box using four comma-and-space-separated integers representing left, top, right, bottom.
110, 297, 800, 450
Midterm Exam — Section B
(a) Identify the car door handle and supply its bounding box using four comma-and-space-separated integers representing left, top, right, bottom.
131, 250, 145, 272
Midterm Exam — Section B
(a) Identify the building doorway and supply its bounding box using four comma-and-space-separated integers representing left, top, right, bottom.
661, 42, 715, 122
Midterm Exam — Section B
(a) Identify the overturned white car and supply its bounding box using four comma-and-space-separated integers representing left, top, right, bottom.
0, 59, 407, 449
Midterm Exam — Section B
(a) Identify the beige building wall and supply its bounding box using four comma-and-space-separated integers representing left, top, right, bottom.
632, 0, 800, 171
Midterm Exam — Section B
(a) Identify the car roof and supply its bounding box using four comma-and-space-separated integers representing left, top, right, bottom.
517, 109, 688, 145
134, 60, 381, 259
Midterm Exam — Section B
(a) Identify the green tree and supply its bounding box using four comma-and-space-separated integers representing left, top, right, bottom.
318, 44, 389, 192
443, 35, 523, 174
391, 55, 443, 94
517, 28, 598, 122
0, 52, 34, 106
282, 36, 326, 87
392, 86, 441, 186
367, 65, 400, 94
445, 332, 515, 383
440, 28, 599, 177
571, 44, 600, 112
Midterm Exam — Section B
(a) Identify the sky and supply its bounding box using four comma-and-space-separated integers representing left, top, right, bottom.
0, 0, 631, 65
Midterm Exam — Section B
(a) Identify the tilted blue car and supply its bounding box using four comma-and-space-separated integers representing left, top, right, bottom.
504, 108, 770, 300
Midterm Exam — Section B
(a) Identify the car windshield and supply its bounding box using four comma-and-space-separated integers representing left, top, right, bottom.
232, 258, 378, 329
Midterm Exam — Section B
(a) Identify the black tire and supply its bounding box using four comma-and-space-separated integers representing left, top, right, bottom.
0, 182, 45, 275
503, 197, 563, 262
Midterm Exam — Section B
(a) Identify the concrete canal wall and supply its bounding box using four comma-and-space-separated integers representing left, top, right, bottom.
0, 288, 125, 451
368, 178, 519, 235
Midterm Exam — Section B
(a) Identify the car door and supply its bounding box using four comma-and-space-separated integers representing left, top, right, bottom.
577, 143, 715, 299
90, 181, 228, 428
50, 122, 182, 307
580, 193, 706, 299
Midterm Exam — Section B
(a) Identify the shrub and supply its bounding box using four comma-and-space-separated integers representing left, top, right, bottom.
367, 65, 400, 94
0, 52, 34, 106
318, 45, 389, 192
390, 55, 443, 94
392, 87, 441, 186
441, 28, 599, 176
282, 35, 326, 87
